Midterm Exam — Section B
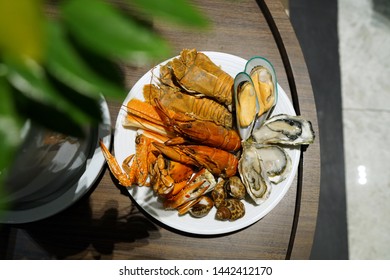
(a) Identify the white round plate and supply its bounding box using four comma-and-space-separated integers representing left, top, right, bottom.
0, 98, 112, 224
114, 52, 300, 235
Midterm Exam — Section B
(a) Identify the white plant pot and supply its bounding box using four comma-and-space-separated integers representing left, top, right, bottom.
0, 97, 111, 223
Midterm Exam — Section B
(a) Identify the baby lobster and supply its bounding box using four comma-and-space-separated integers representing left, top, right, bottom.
170, 49, 234, 108
152, 142, 238, 178
99, 134, 157, 187
154, 99, 241, 152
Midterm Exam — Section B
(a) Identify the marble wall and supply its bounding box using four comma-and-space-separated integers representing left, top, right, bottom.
339, 0, 390, 259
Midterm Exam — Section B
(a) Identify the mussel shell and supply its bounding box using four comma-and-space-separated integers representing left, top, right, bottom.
233, 72, 260, 141
245, 56, 278, 125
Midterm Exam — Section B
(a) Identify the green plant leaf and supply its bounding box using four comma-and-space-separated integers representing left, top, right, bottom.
61, 0, 171, 63
0, 75, 22, 203
0, 0, 45, 62
69, 38, 125, 90
5, 57, 96, 131
47, 71, 103, 126
13, 91, 87, 138
46, 21, 125, 100
130, 0, 209, 28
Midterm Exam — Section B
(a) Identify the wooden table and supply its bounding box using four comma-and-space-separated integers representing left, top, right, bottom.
0, 0, 320, 260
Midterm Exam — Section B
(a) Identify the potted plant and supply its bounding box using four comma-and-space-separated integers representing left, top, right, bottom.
0, 0, 208, 218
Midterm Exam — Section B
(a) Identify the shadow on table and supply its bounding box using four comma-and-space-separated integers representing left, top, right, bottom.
7, 195, 159, 259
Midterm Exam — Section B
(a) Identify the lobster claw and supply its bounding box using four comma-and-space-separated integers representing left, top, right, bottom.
152, 142, 199, 166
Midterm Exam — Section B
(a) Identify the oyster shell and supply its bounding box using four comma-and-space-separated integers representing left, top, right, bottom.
252, 114, 315, 145
255, 144, 292, 184
238, 143, 272, 205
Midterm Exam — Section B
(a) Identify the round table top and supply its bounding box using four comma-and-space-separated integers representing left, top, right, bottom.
0, 0, 320, 260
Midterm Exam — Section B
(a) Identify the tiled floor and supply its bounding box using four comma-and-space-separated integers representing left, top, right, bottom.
286, 0, 390, 259
339, 0, 390, 259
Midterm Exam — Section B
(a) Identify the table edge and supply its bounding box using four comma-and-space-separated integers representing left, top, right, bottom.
258, 0, 321, 259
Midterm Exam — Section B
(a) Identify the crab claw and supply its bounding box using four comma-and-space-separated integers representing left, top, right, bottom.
176, 195, 214, 217
163, 169, 216, 209
99, 140, 135, 187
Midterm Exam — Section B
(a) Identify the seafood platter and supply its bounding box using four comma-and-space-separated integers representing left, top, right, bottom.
102, 49, 315, 235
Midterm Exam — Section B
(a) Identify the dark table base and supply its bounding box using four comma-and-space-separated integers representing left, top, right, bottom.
290, 0, 349, 260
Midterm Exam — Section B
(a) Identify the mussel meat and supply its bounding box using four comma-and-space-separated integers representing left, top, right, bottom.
245, 56, 278, 121
233, 72, 259, 141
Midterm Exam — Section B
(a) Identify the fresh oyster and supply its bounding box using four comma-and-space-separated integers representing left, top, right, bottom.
238, 143, 272, 205
255, 144, 292, 184
233, 72, 260, 141
252, 114, 315, 145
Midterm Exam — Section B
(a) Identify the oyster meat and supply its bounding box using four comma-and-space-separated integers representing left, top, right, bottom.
255, 144, 292, 184
238, 143, 272, 205
252, 114, 315, 145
